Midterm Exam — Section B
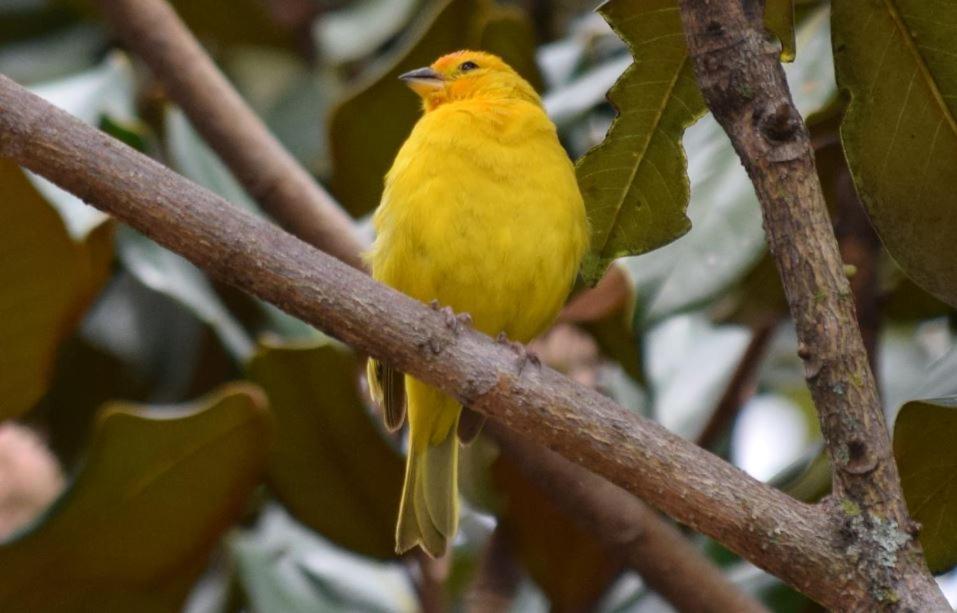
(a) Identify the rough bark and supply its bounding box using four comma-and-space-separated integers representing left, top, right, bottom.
678, 1, 946, 609
95, 0, 365, 270
0, 75, 852, 606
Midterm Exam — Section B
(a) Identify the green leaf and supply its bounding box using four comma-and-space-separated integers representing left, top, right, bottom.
116, 225, 254, 361
79, 272, 223, 403
231, 532, 332, 613
33, 338, 148, 468
576, 0, 707, 284
833, 0, 957, 307
165, 106, 261, 215
893, 398, 957, 573
0, 384, 271, 611
99, 115, 151, 153
0, 160, 112, 421
328, 0, 540, 217
264, 69, 342, 175
619, 114, 765, 324
622, 6, 834, 323
246, 339, 404, 560
230, 507, 417, 613
164, 106, 318, 341
765, 0, 796, 62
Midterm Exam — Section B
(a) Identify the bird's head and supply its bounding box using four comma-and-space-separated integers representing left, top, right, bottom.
399, 50, 539, 111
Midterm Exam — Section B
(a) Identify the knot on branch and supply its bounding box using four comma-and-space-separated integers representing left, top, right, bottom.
796, 342, 823, 380
843, 439, 878, 475
757, 101, 801, 143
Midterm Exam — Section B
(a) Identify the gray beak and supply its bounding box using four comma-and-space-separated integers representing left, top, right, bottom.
398, 66, 444, 87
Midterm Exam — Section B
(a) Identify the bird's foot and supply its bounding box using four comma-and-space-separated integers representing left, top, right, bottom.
430, 300, 471, 335
496, 332, 540, 373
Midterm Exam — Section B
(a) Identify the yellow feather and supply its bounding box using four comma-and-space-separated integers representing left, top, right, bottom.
368, 50, 589, 557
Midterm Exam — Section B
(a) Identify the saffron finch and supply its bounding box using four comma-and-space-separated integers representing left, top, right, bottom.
366, 51, 589, 557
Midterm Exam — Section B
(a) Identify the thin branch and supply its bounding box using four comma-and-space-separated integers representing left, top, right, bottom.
0, 75, 851, 606
678, 1, 945, 609
696, 319, 776, 450
491, 424, 769, 613
463, 526, 523, 613
95, 0, 365, 270
409, 550, 446, 613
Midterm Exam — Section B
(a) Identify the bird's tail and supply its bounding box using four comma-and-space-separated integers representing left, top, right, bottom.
395, 378, 460, 557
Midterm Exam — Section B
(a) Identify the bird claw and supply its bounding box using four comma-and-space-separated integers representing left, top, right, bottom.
496, 333, 540, 373
432, 301, 471, 335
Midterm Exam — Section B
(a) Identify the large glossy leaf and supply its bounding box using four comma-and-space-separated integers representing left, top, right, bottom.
0, 161, 112, 421
621, 6, 834, 323
246, 339, 404, 560
328, 0, 540, 217
492, 456, 623, 610
893, 398, 957, 573
576, 0, 707, 284
766, 0, 796, 62
0, 384, 271, 612
164, 106, 318, 342
231, 506, 417, 613
78, 272, 222, 405
116, 225, 254, 361
33, 338, 147, 468
165, 107, 261, 215
619, 113, 764, 324
833, 0, 957, 307
263, 67, 341, 174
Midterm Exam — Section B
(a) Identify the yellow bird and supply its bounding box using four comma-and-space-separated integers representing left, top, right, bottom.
366, 50, 589, 557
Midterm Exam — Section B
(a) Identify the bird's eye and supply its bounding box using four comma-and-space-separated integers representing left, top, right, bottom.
459, 61, 479, 72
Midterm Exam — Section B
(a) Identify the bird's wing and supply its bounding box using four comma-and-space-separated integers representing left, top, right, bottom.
367, 358, 406, 431
456, 407, 486, 444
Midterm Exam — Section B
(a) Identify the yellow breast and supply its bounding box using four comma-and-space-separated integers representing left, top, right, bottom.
369, 97, 588, 342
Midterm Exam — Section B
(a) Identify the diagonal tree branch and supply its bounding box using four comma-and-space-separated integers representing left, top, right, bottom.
0, 74, 849, 606
492, 424, 769, 613
678, 0, 946, 609
88, 2, 768, 608
95, 0, 365, 270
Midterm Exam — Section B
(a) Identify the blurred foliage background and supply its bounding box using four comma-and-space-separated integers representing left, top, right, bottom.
2, 0, 957, 611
